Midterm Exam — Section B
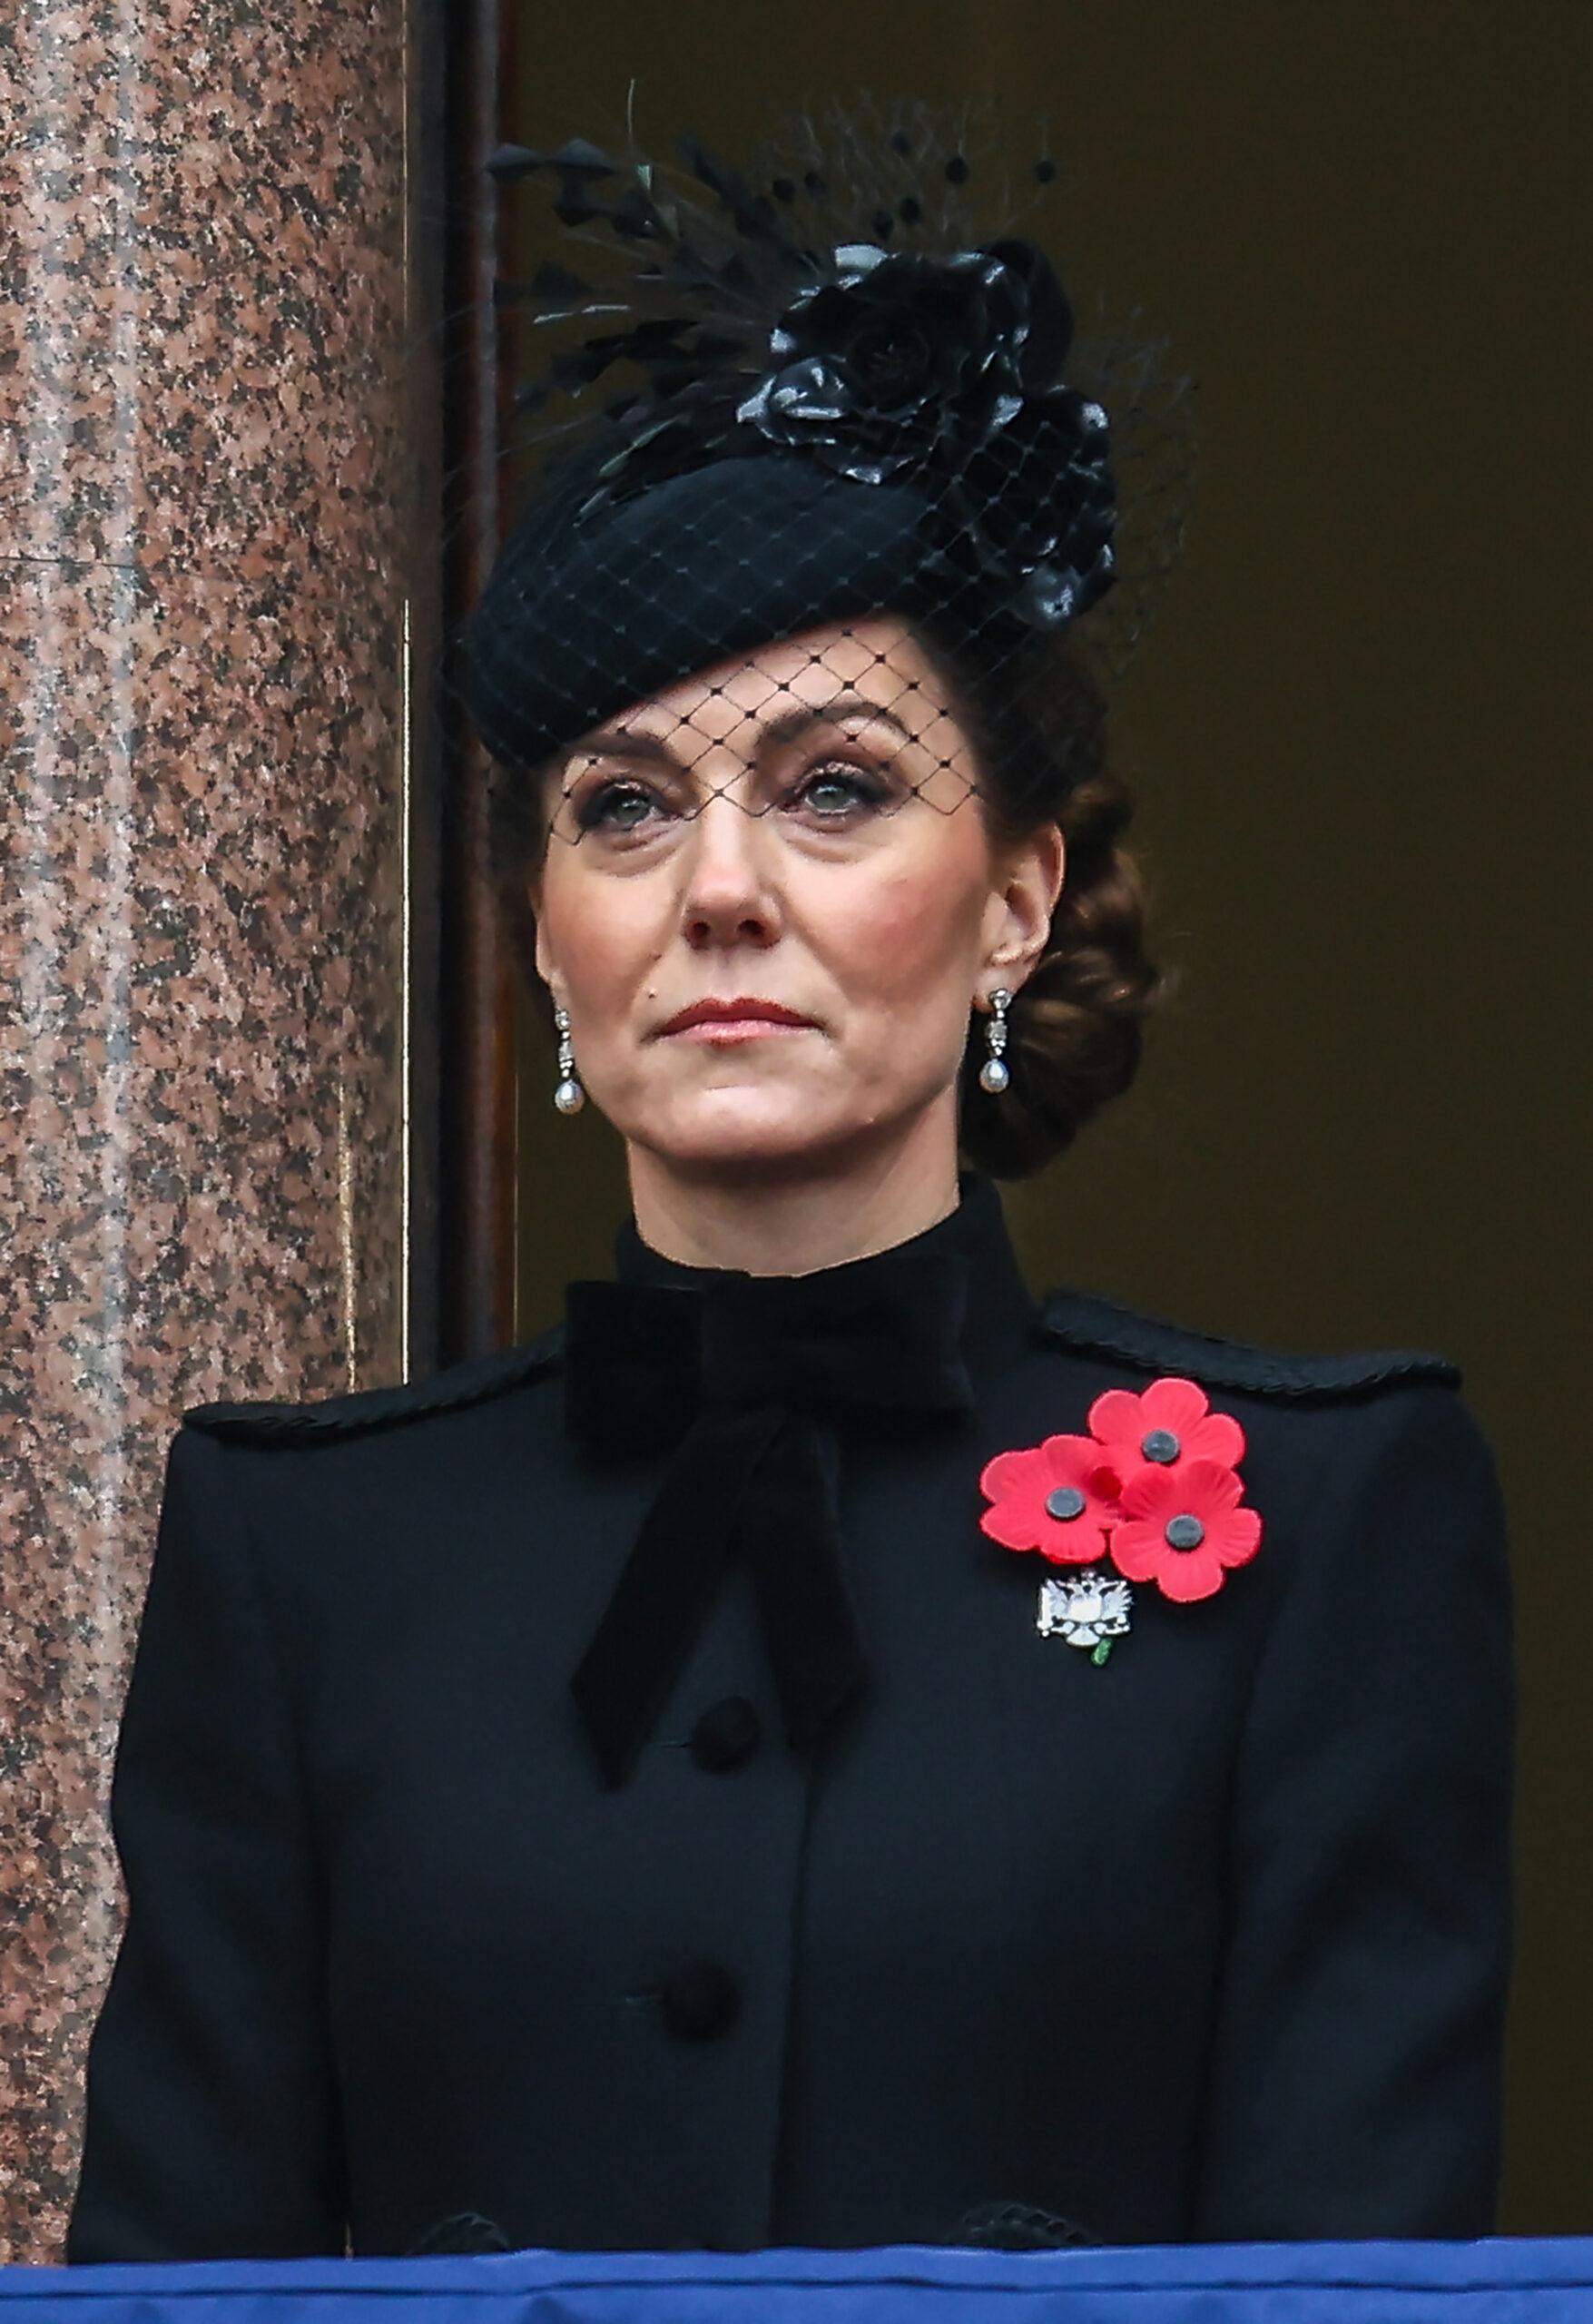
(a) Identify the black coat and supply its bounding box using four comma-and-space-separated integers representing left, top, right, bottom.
67, 1175, 1513, 2262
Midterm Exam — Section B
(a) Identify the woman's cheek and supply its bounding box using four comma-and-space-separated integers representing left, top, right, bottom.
847, 861, 979, 1012
552, 895, 655, 1030
840, 856, 949, 977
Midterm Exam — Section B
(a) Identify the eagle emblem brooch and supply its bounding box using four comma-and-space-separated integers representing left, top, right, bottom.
977, 1374, 1263, 1663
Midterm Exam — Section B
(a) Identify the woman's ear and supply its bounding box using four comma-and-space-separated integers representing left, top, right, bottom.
983, 821, 1066, 992
532, 905, 558, 999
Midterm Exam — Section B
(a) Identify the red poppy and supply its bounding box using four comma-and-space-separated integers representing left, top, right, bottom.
1086, 1373, 1246, 1482
978, 1433, 1124, 1567
1107, 1457, 1264, 1604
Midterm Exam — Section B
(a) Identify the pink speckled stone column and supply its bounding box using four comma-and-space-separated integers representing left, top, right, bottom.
0, 0, 416, 2260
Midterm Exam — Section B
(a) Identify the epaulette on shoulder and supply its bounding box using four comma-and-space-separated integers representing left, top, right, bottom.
1036, 1285, 1460, 1402
182, 1323, 565, 1446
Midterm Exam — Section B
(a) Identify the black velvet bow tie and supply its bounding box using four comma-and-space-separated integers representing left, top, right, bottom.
564, 1241, 978, 1787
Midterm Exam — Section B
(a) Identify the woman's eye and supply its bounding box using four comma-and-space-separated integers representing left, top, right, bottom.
575, 779, 664, 834
570, 758, 890, 834
793, 762, 890, 819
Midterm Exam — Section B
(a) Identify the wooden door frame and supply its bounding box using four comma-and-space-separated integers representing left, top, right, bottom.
412, 0, 520, 1370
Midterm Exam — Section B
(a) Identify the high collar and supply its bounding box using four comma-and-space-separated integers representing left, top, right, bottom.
611, 1168, 1038, 1385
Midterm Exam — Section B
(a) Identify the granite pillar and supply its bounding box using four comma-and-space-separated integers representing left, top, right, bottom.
0, 0, 419, 2259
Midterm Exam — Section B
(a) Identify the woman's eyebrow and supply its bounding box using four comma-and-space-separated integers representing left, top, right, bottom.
574, 694, 917, 769
760, 694, 917, 748
568, 726, 676, 769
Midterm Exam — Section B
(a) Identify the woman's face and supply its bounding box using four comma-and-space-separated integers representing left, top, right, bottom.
531, 616, 1063, 1179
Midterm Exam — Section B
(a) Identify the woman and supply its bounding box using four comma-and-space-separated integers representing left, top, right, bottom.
68, 112, 1512, 2262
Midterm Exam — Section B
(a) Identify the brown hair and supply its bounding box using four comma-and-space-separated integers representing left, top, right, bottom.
921, 622, 1176, 1179
486, 624, 1175, 1182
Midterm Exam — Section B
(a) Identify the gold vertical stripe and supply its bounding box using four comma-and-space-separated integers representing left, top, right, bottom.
336, 1059, 359, 1391
397, 0, 414, 1384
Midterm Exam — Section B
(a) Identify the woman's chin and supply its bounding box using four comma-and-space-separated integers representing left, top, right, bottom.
634, 1094, 885, 1174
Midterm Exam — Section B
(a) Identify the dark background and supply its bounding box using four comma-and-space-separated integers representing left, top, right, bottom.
492, 3, 1592, 2231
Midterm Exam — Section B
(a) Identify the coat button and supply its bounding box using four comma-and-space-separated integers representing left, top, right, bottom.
689, 1695, 762, 1772
659, 1960, 741, 2043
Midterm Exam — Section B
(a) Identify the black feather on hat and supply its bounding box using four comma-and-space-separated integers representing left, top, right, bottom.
462, 100, 1192, 777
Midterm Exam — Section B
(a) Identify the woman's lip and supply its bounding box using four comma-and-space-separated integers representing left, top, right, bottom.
666, 1018, 814, 1042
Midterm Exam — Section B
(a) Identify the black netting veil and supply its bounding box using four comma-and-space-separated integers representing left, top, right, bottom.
456, 97, 1194, 858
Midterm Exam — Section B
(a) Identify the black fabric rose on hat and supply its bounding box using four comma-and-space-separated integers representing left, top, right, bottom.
737, 237, 1068, 483
735, 236, 1116, 632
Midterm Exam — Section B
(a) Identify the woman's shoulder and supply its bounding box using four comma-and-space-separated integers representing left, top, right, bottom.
1030, 1286, 1506, 1603
1026, 1287, 1499, 1534
180, 1322, 568, 1450
1032, 1281, 1463, 1406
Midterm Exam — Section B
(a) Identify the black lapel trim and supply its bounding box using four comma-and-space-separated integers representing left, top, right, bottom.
183, 1322, 567, 1445
1035, 1285, 1460, 1400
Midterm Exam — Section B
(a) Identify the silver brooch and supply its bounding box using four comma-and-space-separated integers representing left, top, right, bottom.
1036, 1568, 1134, 1666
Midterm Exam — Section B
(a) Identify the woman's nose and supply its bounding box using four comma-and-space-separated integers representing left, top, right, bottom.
677, 783, 783, 949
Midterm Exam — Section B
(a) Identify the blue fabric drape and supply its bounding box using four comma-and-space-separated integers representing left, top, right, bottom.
9, 2240, 1593, 2321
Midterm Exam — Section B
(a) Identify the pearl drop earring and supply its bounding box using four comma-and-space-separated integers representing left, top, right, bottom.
978, 988, 1011, 1094
553, 1004, 585, 1115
